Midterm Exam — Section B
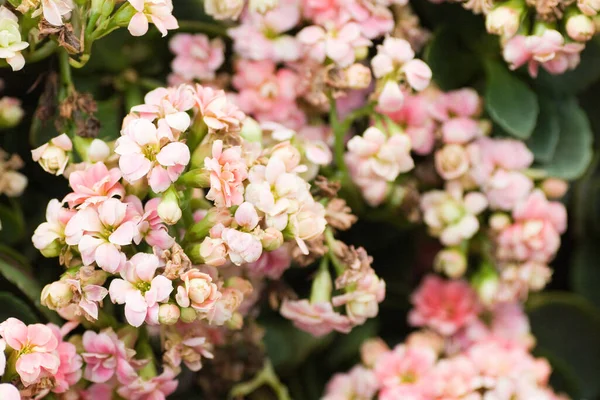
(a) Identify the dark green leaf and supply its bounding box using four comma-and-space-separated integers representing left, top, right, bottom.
571, 240, 600, 309
0, 253, 60, 324
425, 25, 480, 91
0, 202, 25, 245
97, 97, 123, 141
526, 98, 560, 163
0, 292, 39, 324
528, 292, 600, 399
539, 97, 593, 179
484, 60, 539, 139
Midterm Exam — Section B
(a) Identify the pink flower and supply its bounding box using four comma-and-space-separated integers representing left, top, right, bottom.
63, 162, 125, 208
125, 196, 175, 250
204, 140, 248, 207
0, 384, 20, 400
81, 329, 138, 384
163, 324, 214, 371
420, 184, 488, 246
47, 323, 83, 393
245, 245, 291, 279
32, 199, 76, 258
65, 198, 138, 273
372, 36, 415, 77
377, 81, 406, 112
130, 85, 196, 132
373, 344, 437, 390
484, 170, 533, 211
430, 355, 480, 398
221, 227, 263, 265
297, 22, 371, 67
280, 299, 352, 336
346, 126, 414, 182
169, 34, 225, 84
0, 318, 60, 386
176, 269, 221, 312
441, 117, 482, 144
31, 133, 72, 176
468, 137, 533, 185
430, 88, 481, 121
38, 0, 73, 26
117, 368, 178, 400
64, 278, 108, 320
434, 144, 471, 180
409, 275, 481, 335
232, 60, 303, 127
512, 189, 567, 233
195, 85, 246, 133
323, 366, 378, 400
127, 0, 178, 37
332, 269, 386, 324
116, 118, 190, 193
108, 253, 174, 327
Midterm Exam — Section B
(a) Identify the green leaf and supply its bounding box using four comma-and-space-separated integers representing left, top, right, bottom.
539, 97, 594, 180
97, 97, 123, 141
0, 292, 39, 324
0, 253, 60, 324
528, 292, 600, 399
571, 240, 600, 309
484, 60, 539, 139
526, 98, 560, 163
425, 25, 480, 91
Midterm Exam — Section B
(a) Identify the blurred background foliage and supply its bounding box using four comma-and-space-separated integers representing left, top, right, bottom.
1, 0, 600, 398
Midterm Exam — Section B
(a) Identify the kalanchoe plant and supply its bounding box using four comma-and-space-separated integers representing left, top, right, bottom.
0, 0, 597, 399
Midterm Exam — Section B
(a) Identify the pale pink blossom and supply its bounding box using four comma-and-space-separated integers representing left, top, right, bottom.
0, 318, 60, 386
176, 269, 221, 312
323, 366, 378, 400
163, 324, 214, 372
198, 234, 228, 267
441, 117, 483, 144
204, 140, 248, 208
34, 0, 74, 26
409, 275, 481, 335
430, 88, 481, 121
64, 278, 108, 320
288, 200, 327, 254
0, 384, 20, 400
127, 0, 178, 37
81, 329, 138, 384
468, 137, 533, 185
117, 368, 178, 400
31, 133, 72, 176
430, 355, 480, 398
420, 184, 488, 246
232, 60, 304, 127
32, 199, 76, 258
204, 0, 244, 20
0, 7, 29, 71
47, 323, 82, 393
298, 22, 371, 67
246, 245, 292, 279
206, 286, 248, 325
63, 162, 125, 208
125, 196, 175, 250
0, 339, 4, 376
377, 81, 406, 112
169, 34, 224, 84
280, 299, 352, 336
108, 253, 174, 327
332, 269, 386, 324
221, 227, 263, 265
373, 344, 437, 390
65, 198, 138, 273
228, 0, 301, 62
130, 85, 196, 132
484, 170, 533, 211
434, 144, 470, 180
195, 85, 246, 133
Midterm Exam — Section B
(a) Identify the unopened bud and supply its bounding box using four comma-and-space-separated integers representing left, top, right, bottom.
226, 312, 244, 329
578, 0, 600, 16
73, 137, 111, 163
566, 14, 595, 41
124, 179, 149, 198
31, 134, 73, 176
489, 213, 511, 231
486, 6, 522, 38
240, 117, 263, 143
180, 307, 198, 323
158, 187, 182, 225
0, 97, 24, 128
204, 0, 244, 20
354, 46, 369, 61
434, 248, 467, 278
178, 168, 211, 188
345, 64, 372, 90
41, 281, 73, 309
541, 178, 569, 199
261, 227, 284, 251
309, 264, 333, 304
360, 338, 390, 368
158, 304, 180, 325
187, 208, 232, 241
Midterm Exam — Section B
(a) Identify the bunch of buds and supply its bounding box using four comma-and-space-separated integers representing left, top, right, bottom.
323, 274, 565, 400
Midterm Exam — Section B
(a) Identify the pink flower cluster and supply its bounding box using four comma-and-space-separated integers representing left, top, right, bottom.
324, 276, 566, 400
168, 33, 225, 85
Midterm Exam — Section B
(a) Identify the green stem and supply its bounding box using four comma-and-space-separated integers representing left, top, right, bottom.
324, 228, 345, 276
27, 41, 59, 64
136, 327, 158, 380
229, 360, 291, 400
58, 49, 74, 98
177, 20, 229, 36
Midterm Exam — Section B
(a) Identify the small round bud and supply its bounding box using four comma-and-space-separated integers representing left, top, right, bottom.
158, 187, 182, 225
541, 178, 569, 199
158, 304, 180, 325
0, 97, 24, 128
345, 64, 372, 90
566, 14, 595, 41
240, 117, 263, 143
486, 6, 522, 38
41, 281, 73, 309
434, 249, 467, 278
261, 227, 284, 251
489, 213, 511, 231
180, 307, 198, 323
354, 46, 369, 61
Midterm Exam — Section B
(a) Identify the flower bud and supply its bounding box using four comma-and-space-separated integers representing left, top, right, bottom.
261, 227, 284, 251
345, 64, 372, 90
354, 46, 369, 61
73, 137, 111, 163
566, 14, 595, 41
402, 59, 432, 91
195, 237, 228, 266
158, 187, 182, 225
0, 97, 24, 128
41, 281, 73, 309
226, 312, 244, 329
204, 0, 244, 20
158, 304, 180, 325
31, 134, 73, 176
360, 338, 390, 368
489, 213, 511, 231
240, 117, 263, 143
435, 144, 470, 180
124, 179, 149, 198
486, 6, 522, 38
249, 0, 279, 13
180, 307, 198, 323
541, 178, 569, 199
187, 208, 232, 241
39, 238, 63, 258
270, 142, 302, 172
377, 80, 404, 112
177, 168, 211, 188
434, 248, 467, 278
472, 262, 499, 306
578, 0, 600, 16
310, 264, 333, 304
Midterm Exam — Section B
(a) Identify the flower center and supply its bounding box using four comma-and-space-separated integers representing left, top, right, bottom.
135, 281, 152, 293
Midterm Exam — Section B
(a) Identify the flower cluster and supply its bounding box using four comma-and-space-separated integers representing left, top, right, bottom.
323, 275, 566, 400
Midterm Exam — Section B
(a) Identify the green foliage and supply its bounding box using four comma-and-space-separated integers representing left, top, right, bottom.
0, 292, 39, 324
